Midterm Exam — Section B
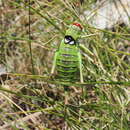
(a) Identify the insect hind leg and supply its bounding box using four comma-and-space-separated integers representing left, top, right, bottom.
51, 51, 58, 74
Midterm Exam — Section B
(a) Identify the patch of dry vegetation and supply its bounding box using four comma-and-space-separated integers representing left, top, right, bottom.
0, 0, 129, 129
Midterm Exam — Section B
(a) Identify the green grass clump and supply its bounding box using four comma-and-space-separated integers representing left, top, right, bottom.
0, 0, 129, 129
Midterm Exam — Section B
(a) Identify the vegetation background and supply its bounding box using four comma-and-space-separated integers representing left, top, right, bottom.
0, 0, 130, 129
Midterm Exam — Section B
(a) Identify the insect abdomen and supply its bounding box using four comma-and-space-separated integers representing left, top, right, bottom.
56, 47, 79, 81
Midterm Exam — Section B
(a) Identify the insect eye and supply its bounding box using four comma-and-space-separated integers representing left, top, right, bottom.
64, 35, 76, 45
64, 36, 71, 44
64, 38, 70, 43
69, 41, 75, 45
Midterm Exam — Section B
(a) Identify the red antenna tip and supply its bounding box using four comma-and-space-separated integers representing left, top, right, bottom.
73, 23, 82, 30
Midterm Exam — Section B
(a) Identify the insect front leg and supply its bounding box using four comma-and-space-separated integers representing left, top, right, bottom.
51, 51, 58, 74
78, 52, 84, 83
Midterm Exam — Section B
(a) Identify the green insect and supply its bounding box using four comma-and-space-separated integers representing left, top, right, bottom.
51, 23, 83, 83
